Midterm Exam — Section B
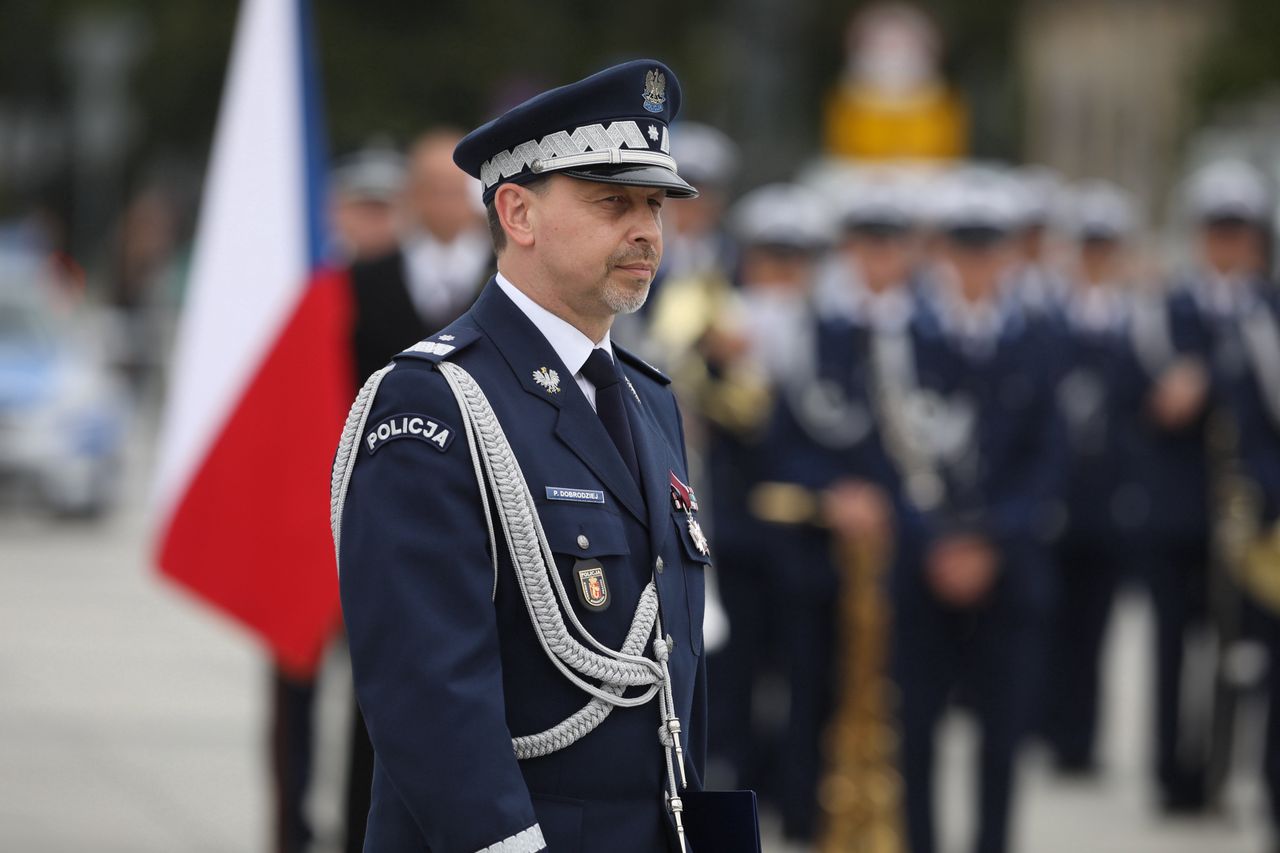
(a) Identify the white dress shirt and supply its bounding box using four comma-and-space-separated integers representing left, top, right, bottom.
495, 272, 613, 411
403, 227, 491, 320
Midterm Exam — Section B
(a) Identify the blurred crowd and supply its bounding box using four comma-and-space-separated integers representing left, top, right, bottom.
304, 116, 1280, 853
3, 3, 1280, 853
637, 144, 1280, 853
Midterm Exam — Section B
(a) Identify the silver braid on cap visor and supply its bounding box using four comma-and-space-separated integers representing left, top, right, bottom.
479, 120, 675, 190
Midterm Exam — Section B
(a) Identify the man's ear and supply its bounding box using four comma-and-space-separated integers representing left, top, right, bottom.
494, 183, 537, 249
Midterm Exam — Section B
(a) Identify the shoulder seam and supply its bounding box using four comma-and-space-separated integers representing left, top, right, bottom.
613, 343, 670, 385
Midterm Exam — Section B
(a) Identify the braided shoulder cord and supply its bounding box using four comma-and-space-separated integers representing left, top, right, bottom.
331, 364, 395, 569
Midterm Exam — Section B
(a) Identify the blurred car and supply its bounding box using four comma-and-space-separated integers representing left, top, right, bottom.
0, 254, 128, 516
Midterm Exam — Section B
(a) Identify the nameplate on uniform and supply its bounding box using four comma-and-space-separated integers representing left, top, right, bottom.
365, 413, 455, 454
545, 486, 606, 504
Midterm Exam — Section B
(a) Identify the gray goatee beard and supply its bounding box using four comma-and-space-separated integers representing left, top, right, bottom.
602, 246, 659, 314
602, 278, 651, 314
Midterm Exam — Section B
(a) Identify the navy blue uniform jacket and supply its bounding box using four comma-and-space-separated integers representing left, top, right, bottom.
336, 280, 709, 852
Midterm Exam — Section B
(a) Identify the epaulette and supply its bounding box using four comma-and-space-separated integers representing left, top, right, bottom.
393, 324, 481, 364
614, 342, 671, 385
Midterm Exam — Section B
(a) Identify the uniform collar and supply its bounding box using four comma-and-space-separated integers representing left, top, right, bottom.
495, 271, 613, 376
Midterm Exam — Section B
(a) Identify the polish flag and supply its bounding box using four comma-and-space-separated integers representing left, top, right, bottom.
152, 0, 353, 677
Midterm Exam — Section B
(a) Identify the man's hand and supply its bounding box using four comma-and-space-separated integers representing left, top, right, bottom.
1148, 358, 1209, 430
926, 534, 999, 607
822, 480, 894, 547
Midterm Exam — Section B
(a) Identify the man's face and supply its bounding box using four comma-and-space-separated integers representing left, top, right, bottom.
941, 237, 1013, 302
844, 230, 913, 294
1200, 218, 1264, 278
529, 176, 665, 321
406, 137, 480, 243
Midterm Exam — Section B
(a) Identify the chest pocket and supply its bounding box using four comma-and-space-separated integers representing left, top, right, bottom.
539, 501, 632, 559
671, 509, 712, 654
537, 501, 638, 646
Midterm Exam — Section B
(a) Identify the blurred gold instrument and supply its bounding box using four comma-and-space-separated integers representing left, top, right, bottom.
749, 482, 904, 853
1210, 411, 1280, 609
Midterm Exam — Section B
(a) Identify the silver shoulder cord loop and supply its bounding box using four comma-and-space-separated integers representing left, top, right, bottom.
437, 362, 688, 845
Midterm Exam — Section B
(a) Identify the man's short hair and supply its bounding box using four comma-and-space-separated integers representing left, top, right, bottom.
486, 176, 549, 254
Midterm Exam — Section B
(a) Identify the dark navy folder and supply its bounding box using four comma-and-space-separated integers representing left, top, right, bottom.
682, 790, 761, 852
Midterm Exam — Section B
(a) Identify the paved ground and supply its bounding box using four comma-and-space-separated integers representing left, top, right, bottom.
0, 439, 1271, 852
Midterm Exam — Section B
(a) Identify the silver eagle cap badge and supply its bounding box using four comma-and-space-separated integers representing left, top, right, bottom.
642, 68, 667, 113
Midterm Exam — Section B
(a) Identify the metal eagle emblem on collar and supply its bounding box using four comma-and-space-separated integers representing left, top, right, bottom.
642, 69, 666, 113
532, 366, 561, 393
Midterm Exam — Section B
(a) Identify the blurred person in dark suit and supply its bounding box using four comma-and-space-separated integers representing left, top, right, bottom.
1040, 181, 1150, 776
349, 128, 492, 384
1128, 159, 1272, 814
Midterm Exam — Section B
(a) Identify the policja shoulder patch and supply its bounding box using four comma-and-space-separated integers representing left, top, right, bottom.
365, 412, 455, 454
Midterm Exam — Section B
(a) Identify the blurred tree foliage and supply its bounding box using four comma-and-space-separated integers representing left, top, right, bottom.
0, 0, 1026, 255
1195, 0, 1280, 113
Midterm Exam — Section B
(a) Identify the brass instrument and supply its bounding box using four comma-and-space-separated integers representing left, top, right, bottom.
1205, 408, 1269, 801
749, 482, 904, 853
1213, 409, 1280, 610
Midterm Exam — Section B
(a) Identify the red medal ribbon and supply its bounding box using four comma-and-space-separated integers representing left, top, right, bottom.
668, 470, 698, 512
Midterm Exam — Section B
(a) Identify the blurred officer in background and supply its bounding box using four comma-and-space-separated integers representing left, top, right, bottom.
619, 121, 740, 357
329, 141, 406, 263
1196, 168, 1280, 851
1128, 159, 1272, 814
898, 168, 1064, 853
746, 177, 910, 844
1008, 166, 1068, 321
675, 183, 833, 820
656, 121, 739, 285
1040, 181, 1148, 775
349, 128, 491, 385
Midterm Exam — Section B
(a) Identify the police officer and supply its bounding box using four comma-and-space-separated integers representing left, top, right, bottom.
333, 60, 713, 852
1040, 180, 1148, 774
1201, 185, 1280, 849
1007, 165, 1069, 320
329, 141, 407, 263
1129, 159, 1273, 813
689, 183, 834, 828
1186, 161, 1280, 847
754, 170, 918, 843
900, 167, 1064, 853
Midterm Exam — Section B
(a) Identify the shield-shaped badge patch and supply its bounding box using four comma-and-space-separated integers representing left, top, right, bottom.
574, 559, 610, 611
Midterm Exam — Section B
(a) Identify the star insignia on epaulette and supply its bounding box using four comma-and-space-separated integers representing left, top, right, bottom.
439, 334, 455, 341
647, 124, 659, 142
533, 366, 561, 393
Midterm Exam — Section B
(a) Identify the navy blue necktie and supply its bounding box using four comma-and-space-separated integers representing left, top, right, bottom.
581, 348, 642, 488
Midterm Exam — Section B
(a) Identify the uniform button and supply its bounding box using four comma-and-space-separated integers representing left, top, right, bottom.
655, 556, 664, 573
577, 534, 590, 550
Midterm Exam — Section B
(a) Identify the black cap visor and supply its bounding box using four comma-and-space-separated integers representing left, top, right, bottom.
945, 225, 1009, 248
560, 163, 699, 199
